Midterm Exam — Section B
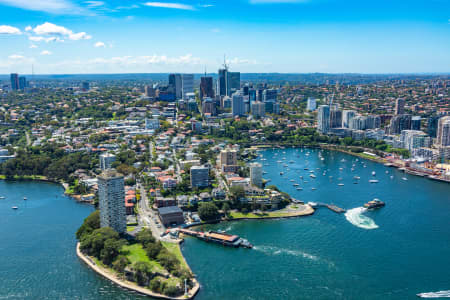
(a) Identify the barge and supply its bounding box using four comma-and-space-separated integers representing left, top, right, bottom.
179, 229, 253, 249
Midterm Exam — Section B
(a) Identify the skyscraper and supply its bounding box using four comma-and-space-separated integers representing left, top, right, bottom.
227, 72, 240, 95
232, 92, 245, 117
330, 109, 342, 128
97, 170, 126, 234
217, 68, 228, 96
10, 73, 19, 91
389, 114, 411, 134
250, 162, 263, 188
427, 116, 440, 138
181, 74, 194, 99
306, 97, 316, 111
436, 116, 450, 146
395, 98, 405, 115
317, 105, 330, 134
342, 110, 356, 128
202, 97, 216, 115
18, 76, 27, 90
200, 76, 214, 99
411, 116, 421, 131
169, 74, 182, 99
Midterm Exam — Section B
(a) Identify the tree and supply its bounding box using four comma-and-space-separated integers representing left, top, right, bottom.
112, 255, 130, 273
229, 185, 245, 203
149, 277, 161, 293
198, 202, 219, 221
146, 242, 163, 259
136, 228, 155, 247
76, 210, 100, 239
222, 202, 230, 217
133, 261, 153, 286
100, 238, 125, 265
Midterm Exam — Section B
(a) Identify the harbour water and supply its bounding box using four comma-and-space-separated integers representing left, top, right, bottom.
0, 180, 148, 299
0, 148, 449, 299
181, 148, 450, 299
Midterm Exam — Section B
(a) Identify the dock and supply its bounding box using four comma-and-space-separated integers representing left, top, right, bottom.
308, 202, 346, 213
178, 229, 253, 248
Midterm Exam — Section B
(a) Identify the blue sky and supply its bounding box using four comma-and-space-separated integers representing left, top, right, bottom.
0, 0, 449, 74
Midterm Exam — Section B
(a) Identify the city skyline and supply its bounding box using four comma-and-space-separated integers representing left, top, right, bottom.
0, 0, 449, 74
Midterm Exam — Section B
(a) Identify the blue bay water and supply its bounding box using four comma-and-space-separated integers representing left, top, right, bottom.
1, 148, 449, 299
181, 148, 450, 300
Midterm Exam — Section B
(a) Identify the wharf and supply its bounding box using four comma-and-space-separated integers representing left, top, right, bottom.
309, 202, 346, 213
178, 229, 253, 248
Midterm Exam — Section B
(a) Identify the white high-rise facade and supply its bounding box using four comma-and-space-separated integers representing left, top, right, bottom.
98, 170, 126, 234
342, 110, 356, 128
306, 97, 316, 111
317, 105, 330, 134
437, 116, 450, 146
232, 92, 245, 117
181, 74, 194, 99
250, 162, 263, 188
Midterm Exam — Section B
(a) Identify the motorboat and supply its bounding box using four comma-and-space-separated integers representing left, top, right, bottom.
12, 206, 18, 210
364, 199, 385, 209
369, 179, 379, 183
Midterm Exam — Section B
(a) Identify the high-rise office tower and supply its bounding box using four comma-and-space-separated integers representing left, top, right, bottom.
217, 68, 228, 96
437, 116, 450, 146
389, 114, 412, 134
330, 109, 342, 128
250, 162, 263, 188
306, 97, 316, 111
97, 170, 126, 234
232, 92, 245, 117
227, 72, 240, 95
395, 98, 405, 115
317, 105, 330, 134
411, 116, 421, 131
181, 74, 194, 99
427, 116, 440, 138
81, 81, 90, 91
169, 74, 182, 99
200, 76, 214, 99
10, 73, 19, 91
342, 110, 356, 128
18, 76, 27, 90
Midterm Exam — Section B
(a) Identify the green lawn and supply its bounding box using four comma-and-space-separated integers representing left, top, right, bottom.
121, 243, 165, 273
126, 226, 137, 232
0, 174, 48, 180
161, 241, 188, 270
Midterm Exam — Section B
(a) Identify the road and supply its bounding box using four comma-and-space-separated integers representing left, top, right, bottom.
137, 182, 166, 239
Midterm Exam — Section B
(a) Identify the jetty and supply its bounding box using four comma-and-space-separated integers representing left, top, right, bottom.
178, 229, 253, 249
308, 202, 346, 213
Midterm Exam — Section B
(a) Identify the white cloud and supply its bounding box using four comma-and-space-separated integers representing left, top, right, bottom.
0, 0, 84, 14
32, 22, 91, 41
41, 50, 52, 55
94, 41, 105, 48
29, 44, 38, 49
84, 1, 104, 7
200, 4, 214, 7
0, 25, 21, 35
144, 2, 195, 10
29, 36, 63, 42
8, 54, 25, 60
25, 25, 32, 31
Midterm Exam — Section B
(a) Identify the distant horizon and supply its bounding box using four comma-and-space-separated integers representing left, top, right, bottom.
1, 72, 450, 76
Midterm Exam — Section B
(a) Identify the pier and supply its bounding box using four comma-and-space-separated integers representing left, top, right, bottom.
178, 229, 253, 248
308, 202, 346, 213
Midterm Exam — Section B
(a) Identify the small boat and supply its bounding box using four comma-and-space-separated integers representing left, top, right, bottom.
364, 199, 385, 209
293, 183, 299, 186
320, 158, 324, 161
304, 168, 309, 170
385, 171, 389, 174
311, 187, 316, 190
290, 179, 295, 182
369, 179, 379, 183
0, 196, 5, 199
402, 177, 408, 181
390, 176, 394, 179
280, 172, 284, 175
338, 183, 344, 186
262, 171, 268, 174
310, 174, 316, 178
296, 187, 303, 190
23, 197, 27, 200
12, 206, 18, 210
354, 176, 360, 180
372, 171, 376, 176
353, 182, 358, 184
339, 167, 343, 170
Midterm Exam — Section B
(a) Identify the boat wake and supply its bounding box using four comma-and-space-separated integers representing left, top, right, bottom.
417, 291, 450, 298
253, 245, 318, 261
344, 207, 379, 230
